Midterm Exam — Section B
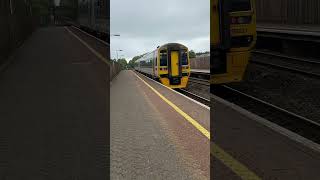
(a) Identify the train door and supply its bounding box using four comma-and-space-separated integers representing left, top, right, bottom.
210, 0, 231, 79
170, 51, 179, 77
153, 51, 158, 78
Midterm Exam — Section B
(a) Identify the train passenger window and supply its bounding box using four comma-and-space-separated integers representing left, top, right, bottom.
181, 51, 188, 65
230, 0, 251, 12
141, 60, 146, 67
160, 51, 167, 66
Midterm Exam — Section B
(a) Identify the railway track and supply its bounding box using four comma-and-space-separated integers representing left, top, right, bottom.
138, 70, 320, 143
188, 77, 209, 86
190, 71, 210, 80
194, 51, 320, 143
176, 89, 210, 106
252, 50, 320, 79
188, 75, 320, 144
135, 71, 210, 106
212, 85, 320, 144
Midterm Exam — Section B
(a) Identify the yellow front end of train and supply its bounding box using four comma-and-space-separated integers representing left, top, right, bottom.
135, 43, 190, 89
210, 0, 257, 84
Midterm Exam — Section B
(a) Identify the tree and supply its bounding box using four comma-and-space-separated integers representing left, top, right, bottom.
196, 51, 210, 57
128, 60, 136, 69
196, 51, 209, 55
128, 54, 145, 68
189, 50, 196, 58
117, 58, 128, 69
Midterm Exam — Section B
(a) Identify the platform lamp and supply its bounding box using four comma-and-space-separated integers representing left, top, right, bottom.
115, 50, 123, 61
111, 34, 120, 61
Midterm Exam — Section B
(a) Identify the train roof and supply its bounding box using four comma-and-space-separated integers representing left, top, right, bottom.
158, 43, 188, 50
135, 43, 188, 62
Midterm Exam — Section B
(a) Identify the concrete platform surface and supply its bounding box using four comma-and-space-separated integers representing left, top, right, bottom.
111, 70, 209, 179
211, 95, 320, 180
0, 27, 108, 179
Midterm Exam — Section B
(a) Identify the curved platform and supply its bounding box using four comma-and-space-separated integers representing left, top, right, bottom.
111, 70, 210, 179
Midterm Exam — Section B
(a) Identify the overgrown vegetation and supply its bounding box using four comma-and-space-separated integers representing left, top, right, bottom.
30, 0, 54, 25
117, 58, 128, 69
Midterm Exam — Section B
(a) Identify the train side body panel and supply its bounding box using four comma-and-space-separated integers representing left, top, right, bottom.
211, 0, 257, 84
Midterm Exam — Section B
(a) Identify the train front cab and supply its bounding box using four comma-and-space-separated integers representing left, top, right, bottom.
157, 43, 190, 89
210, 0, 257, 85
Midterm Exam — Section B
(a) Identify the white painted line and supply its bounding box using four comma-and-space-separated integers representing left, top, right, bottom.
65, 27, 109, 65
211, 94, 320, 153
71, 25, 110, 46
134, 71, 210, 110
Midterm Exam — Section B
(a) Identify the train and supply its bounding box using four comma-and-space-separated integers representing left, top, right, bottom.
210, 0, 257, 86
134, 43, 191, 89
77, 0, 109, 41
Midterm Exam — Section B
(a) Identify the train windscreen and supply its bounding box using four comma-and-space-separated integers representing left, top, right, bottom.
181, 51, 188, 65
160, 51, 168, 66
229, 0, 251, 12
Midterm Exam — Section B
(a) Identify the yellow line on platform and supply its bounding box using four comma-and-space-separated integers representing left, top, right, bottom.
133, 71, 210, 139
212, 144, 261, 180
65, 27, 109, 65
133, 71, 261, 180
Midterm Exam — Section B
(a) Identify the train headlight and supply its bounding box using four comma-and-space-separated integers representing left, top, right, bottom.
238, 17, 245, 24
231, 17, 237, 24
247, 36, 252, 43
231, 16, 251, 24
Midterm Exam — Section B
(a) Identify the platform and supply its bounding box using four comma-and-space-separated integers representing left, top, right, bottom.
211, 94, 320, 180
110, 70, 209, 179
191, 69, 209, 74
0, 26, 108, 179
257, 23, 320, 36
257, 23, 320, 42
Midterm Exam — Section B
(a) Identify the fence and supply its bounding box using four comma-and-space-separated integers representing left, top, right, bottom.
0, 0, 35, 68
256, 0, 320, 25
110, 61, 122, 80
190, 56, 210, 70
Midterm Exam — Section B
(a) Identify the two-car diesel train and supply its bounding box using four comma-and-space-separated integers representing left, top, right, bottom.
211, 0, 257, 85
134, 43, 191, 89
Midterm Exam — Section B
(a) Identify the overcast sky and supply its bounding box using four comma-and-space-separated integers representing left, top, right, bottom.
110, 0, 209, 61
54, 0, 60, 6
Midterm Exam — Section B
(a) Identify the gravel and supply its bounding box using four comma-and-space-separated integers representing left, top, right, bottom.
229, 63, 320, 122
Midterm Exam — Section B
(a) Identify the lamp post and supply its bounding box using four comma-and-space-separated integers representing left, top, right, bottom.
115, 50, 123, 61
111, 34, 121, 61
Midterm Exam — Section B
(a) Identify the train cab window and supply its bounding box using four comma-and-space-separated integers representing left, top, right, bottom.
230, 0, 251, 12
181, 51, 188, 65
160, 50, 167, 66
